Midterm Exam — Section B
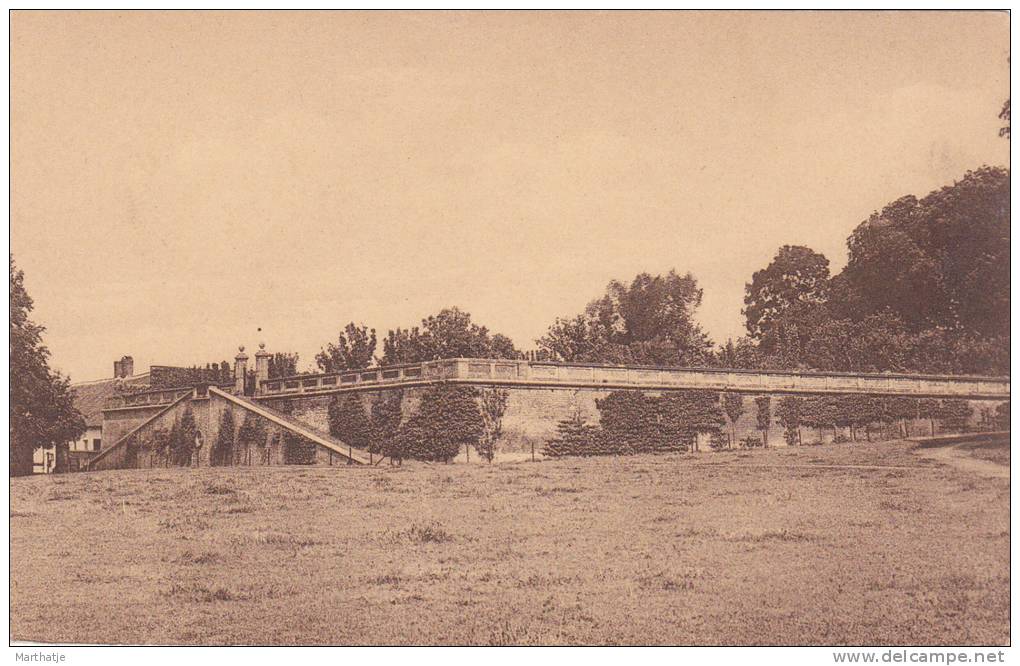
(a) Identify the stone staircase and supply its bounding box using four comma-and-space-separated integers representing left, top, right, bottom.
209, 387, 386, 465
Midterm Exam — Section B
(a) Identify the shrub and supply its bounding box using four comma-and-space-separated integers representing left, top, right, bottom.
708, 432, 729, 451
594, 389, 725, 455
938, 399, 974, 433
370, 390, 404, 459
740, 435, 763, 449
168, 408, 198, 467
776, 396, 803, 446
596, 391, 661, 454
236, 414, 268, 465
327, 394, 372, 452
282, 431, 316, 465
210, 409, 235, 466
477, 389, 509, 463
832, 433, 850, 444
995, 401, 1010, 430
660, 390, 725, 452
543, 409, 598, 457
396, 386, 484, 462
754, 395, 772, 447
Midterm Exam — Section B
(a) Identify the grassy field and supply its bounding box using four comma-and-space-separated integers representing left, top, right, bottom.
10, 438, 1009, 646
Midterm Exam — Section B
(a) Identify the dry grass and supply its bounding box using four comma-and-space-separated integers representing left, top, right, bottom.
957, 436, 1011, 467
10, 439, 1008, 645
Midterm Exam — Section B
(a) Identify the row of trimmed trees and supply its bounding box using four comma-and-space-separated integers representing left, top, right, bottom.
325, 386, 509, 464
543, 391, 999, 458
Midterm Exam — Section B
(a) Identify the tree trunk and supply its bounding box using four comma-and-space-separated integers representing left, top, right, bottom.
53, 441, 69, 474
10, 440, 34, 476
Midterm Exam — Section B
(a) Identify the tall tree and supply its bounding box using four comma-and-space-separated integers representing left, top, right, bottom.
380, 308, 520, 364
10, 256, 85, 475
317, 322, 377, 373
267, 352, 300, 379
754, 396, 772, 448
722, 393, 745, 448
327, 394, 373, 452
743, 246, 830, 353
538, 270, 714, 366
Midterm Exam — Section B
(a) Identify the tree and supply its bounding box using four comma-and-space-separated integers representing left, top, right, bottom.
543, 409, 597, 457
211, 408, 235, 466
743, 246, 830, 352
267, 352, 300, 379
477, 389, 509, 463
918, 398, 940, 436
888, 397, 919, 438
658, 390, 725, 453
994, 402, 1009, 430
370, 390, 404, 462
10, 256, 85, 475
596, 391, 662, 454
317, 322, 377, 373
776, 396, 803, 446
938, 400, 974, 433
1000, 98, 1010, 139
722, 393, 745, 448
236, 413, 268, 465
716, 337, 761, 369
840, 168, 1009, 343
538, 270, 714, 366
397, 386, 485, 462
381, 308, 520, 364
754, 396, 772, 448
169, 408, 198, 467
327, 393, 372, 452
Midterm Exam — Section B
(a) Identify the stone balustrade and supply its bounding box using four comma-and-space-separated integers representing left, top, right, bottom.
257, 359, 1010, 399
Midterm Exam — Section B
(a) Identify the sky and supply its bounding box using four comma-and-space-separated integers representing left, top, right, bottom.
10, 11, 1010, 382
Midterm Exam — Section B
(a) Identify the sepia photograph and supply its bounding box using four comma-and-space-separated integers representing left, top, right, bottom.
7, 9, 1011, 651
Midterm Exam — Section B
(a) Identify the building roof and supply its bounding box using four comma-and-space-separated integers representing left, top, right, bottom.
70, 373, 150, 427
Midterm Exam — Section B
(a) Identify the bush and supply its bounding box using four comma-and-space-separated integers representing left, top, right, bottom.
236, 414, 269, 465
938, 399, 974, 433
708, 432, 729, 451
596, 391, 661, 454
210, 409, 235, 466
995, 401, 1010, 430
832, 433, 850, 444
370, 391, 404, 458
282, 431, 316, 465
327, 394, 372, 452
740, 435, 763, 449
592, 390, 725, 456
396, 386, 484, 462
477, 389, 509, 463
543, 409, 598, 457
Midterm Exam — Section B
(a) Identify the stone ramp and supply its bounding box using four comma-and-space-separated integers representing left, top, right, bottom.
88, 391, 195, 471
209, 387, 385, 465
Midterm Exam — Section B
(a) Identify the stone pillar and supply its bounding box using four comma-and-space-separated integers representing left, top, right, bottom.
254, 343, 271, 395
234, 346, 249, 395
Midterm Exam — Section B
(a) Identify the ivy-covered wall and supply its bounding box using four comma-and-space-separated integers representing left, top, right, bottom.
100, 385, 1005, 468
255, 385, 1005, 456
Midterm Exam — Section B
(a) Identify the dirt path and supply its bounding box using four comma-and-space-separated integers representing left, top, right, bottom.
914, 444, 1010, 479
